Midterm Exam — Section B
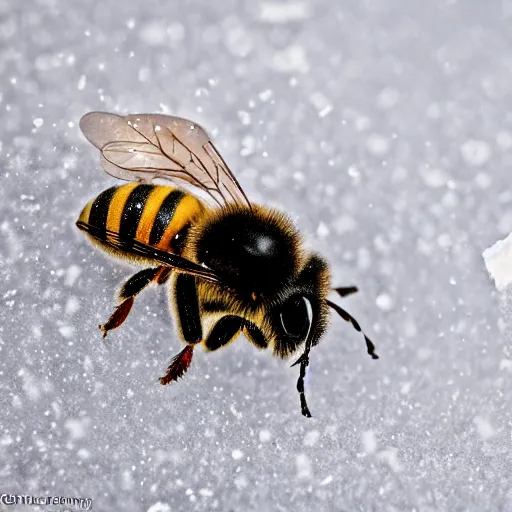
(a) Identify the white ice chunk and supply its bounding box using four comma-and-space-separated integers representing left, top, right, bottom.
482, 232, 512, 290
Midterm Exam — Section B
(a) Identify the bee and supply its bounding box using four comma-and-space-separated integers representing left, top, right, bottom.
76, 112, 378, 417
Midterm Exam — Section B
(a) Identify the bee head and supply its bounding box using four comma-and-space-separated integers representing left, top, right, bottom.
270, 254, 331, 358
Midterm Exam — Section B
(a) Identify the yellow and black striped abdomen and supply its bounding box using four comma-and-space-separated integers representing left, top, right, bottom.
78, 183, 205, 258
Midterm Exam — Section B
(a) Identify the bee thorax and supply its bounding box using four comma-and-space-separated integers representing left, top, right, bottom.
196, 208, 299, 296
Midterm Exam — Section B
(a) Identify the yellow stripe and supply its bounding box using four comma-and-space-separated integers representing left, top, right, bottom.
135, 186, 175, 244
157, 195, 204, 250
106, 183, 139, 234
78, 200, 93, 224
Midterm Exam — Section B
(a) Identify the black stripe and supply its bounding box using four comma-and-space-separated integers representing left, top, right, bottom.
174, 274, 202, 343
171, 222, 191, 255
149, 189, 185, 245
119, 184, 155, 239
88, 187, 118, 239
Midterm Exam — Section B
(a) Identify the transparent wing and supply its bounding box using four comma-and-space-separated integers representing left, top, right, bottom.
79, 112, 251, 209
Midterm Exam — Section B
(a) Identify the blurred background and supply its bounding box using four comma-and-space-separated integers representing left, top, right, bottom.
1, 0, 512, 510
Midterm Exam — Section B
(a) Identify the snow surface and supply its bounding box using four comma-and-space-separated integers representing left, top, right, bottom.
1, 1, 511, 511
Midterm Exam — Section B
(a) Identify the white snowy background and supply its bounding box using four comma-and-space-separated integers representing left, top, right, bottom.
1, 0, 511, 511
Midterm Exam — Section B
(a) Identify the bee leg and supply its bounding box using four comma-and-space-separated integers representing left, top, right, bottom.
173, 274, 203, 343
159, 345, 194, 385
243, 322, 268, 350
204, 316, 244, 351
333, 286, 358, 298
100, 266, 167, 338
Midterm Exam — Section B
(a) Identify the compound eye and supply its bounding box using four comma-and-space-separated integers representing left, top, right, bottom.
280, 296, 312, 339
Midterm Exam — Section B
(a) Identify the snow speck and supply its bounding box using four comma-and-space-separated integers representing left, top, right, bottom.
376, 87, 400, 109
59, 325, 75, 338
259, 2, 311, 23
361, 430, 378, 454
295, 453, 313, 479
121, 469, 135, 490
473, 416, 495, 440
224, 26, 253, 57
139, 22, 167, 46
496, 131, 512, 150
64, 417, 90, 440
65, 264, 82, 287
474, 172, 492, 189
309, 92, 333, 118
33, 118, 44, 128
234, 476, 248, 490
366, 133, 390, 157
460, 139, 491, 166
303, 430, 320, 447
77, 448, 90, 460
240, 135, 256, 157
126, 18, 136, 30
333, 215, 356, 234
237, 110, 251, 126
482, 232, 512, 291
421, 167, 449, 188
316, 222, 329, 238
77, 74, 86, 90
319, 475, 333, 486
500, 359, 512, 372
147, 502, 171, 512
138, 67, 151, 82
259, 429, 272, 442
258, 89, 273, 102
231, 449, 243, 460
376, 293, 394, 311
272, 45, 309, 73
377, 448, 402, 472
167, 22, 185, 43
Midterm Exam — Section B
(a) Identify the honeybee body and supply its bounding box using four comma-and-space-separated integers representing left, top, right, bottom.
76, 111, 377, 417
79, 182, 330, 358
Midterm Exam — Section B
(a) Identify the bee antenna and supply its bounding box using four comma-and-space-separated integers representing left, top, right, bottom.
325, 299, 379, 360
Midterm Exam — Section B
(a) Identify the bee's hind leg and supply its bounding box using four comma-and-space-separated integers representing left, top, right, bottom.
159, 273, 203, 384
100, 266, 171, 338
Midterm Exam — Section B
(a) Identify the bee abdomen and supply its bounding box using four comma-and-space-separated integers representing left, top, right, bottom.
78, 183, 205, 256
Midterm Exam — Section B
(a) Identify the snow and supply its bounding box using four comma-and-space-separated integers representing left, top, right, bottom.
460, 139, 492, 167
375, 293, 394, 312
1, 1, 511, 511
483, 232, 512, 291
259, 2, 312, 23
